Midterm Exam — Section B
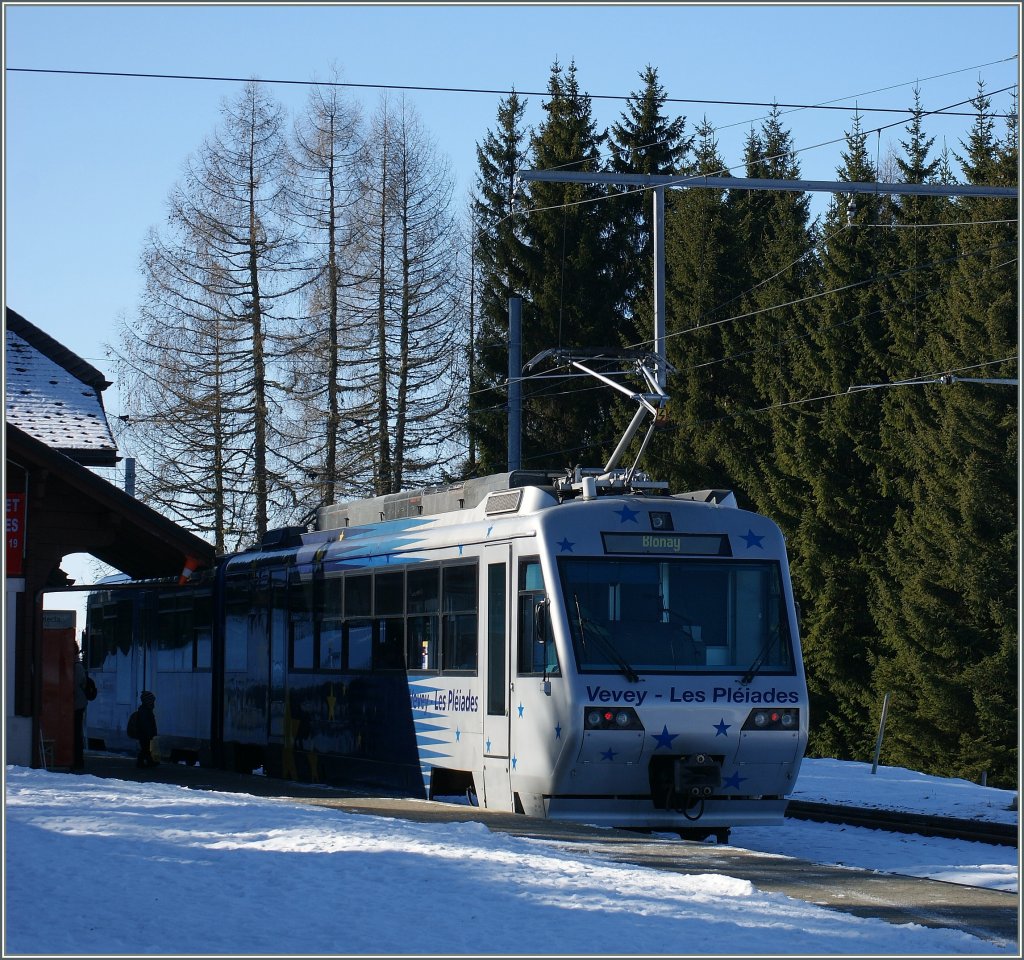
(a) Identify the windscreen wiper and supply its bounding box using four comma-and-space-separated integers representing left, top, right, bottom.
739, 628, 778, 685
574, 594, 640, 684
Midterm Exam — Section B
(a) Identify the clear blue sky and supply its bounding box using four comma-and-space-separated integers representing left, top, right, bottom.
5, 2, 1018, 376
4, 2, 1018, 602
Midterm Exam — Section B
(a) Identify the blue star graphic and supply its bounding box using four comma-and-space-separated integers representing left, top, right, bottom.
455, 727, 461, 742
554, 723, 562, 740
486, 738, 491, 752
517, 702, 525, 718
722, 771, 747, 790
511, 755, 518, 770
714, 718, 731, 737
458, 544, 465, 555
651, 725, 679, 750
601, 748, 617, 761
740, 529, 765, 549
615, 504, 640, 524
486, 526, 493, 536
557, 537, 575, 553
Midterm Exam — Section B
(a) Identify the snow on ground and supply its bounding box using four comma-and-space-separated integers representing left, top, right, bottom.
4, 758, 1018, 956
791, 757, 1018, 822
728, 758, 1018, 893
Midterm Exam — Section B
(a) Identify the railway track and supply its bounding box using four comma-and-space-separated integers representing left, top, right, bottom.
786, 800, 1018, 847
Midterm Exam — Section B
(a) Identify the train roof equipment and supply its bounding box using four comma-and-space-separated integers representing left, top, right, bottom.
317, 347, 713, 532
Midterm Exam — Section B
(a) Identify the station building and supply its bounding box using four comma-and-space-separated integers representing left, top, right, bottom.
5, 307, 214, 768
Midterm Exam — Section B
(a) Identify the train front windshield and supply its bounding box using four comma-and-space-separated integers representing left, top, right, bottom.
558, 557, 794, 676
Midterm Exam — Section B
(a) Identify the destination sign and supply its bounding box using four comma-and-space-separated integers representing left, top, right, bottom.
601, 532, 731, 556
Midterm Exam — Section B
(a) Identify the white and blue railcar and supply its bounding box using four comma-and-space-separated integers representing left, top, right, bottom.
86, 469, 807, 841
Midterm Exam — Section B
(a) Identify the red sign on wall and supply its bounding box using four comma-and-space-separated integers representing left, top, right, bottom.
6, 493, 26, 576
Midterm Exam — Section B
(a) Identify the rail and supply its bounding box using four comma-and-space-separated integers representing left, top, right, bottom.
786, 800, 1018, 847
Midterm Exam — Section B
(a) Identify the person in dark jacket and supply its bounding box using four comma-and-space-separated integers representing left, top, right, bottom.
72, 641, 88, 772
135, 691, 159, 768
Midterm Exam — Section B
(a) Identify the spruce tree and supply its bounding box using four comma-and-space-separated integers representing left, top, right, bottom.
606, 65, 693, 349
470, 89, 530, 475
656, 118, 740, 493
868, 95, 958, 777
794, 115, 898, 760
518, 60, 622, 470
720, 107, 817, 523
870, 85, 1018, 785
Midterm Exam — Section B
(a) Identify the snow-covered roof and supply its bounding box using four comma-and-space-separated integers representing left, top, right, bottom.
5, 308, 117, 466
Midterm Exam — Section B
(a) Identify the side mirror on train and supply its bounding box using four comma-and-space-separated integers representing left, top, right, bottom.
534, 597, 550, 644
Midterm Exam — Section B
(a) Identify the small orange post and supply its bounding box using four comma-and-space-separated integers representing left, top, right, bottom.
178, 556, 201, 585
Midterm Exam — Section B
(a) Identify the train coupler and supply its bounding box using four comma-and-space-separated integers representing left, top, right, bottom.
673, 753, 723, 800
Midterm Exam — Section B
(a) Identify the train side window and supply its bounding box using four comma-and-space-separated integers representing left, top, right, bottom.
408, 614, 439, 671
443, 563, 477, 610
320, 621, 343, 670
407, 567, 440, 672
192, 591, 213, 672
347, 620, 373, 671
522, 559, 544, 592
518, 595, 557, 676
290, 573, 317, 671
442, 563, 478, 673
375, 571, 404, 616
407, 567, 439, 613
517, 558, 557, 676
291, 618, 315, 670
443, 613, 477, 672
346, 574, 372, 617
195, 629, 212, 671
375, 619, 406, 670
322, 575, 343, 620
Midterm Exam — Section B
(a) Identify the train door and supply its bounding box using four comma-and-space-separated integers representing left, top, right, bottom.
480, 543, 514, 811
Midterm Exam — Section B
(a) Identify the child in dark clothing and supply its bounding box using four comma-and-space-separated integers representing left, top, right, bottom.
135, 691, 159, 768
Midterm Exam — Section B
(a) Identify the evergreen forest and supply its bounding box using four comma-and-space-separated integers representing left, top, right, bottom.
113, 63, 1019, 788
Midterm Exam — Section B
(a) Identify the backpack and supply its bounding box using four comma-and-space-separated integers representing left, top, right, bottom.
83, 675, 98, 701
127, 710, 139, 739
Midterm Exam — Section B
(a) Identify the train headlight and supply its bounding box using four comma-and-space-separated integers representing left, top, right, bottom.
649, 511, 674, 531
583, 707, 644, 731
742, 707, 800, 732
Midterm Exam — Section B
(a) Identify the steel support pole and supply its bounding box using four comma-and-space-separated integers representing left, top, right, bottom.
508, 296, 522, 473
653, 186, 666, 390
